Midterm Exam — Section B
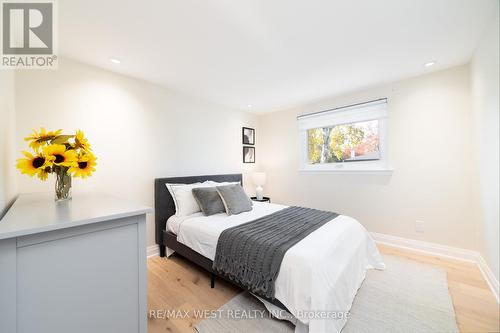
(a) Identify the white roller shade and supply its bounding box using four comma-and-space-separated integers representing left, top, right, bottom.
297, 99, 387, 130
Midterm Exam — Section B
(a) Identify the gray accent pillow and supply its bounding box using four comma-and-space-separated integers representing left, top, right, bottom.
192, 187, 226, 216
216, 184, 253, 215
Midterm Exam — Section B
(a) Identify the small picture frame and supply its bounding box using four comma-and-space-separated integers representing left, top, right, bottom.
243, 146, 255, 163
242, 127, 255, 145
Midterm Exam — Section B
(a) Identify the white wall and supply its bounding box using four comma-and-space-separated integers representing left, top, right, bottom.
471, 8, 499, 281
14, 58, 258, 246
0, 70, 17, 217
259, 65, 482, 250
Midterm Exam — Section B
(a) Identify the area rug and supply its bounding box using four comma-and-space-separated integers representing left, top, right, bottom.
195, 255, 459, 333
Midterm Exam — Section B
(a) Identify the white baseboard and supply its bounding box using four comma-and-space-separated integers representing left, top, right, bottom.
371, 232, 479, 262
476, 254, 500, 304
371, 232, 499, 304
147, 245, 159, 258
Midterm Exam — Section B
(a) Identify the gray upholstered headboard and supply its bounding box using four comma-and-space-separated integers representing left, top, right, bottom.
154, 174, 243, 246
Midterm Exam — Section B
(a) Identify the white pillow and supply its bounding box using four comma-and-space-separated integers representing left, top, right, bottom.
165, 182, 214, 216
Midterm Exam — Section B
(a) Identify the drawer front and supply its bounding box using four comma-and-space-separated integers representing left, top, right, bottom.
17, 221, 140, 333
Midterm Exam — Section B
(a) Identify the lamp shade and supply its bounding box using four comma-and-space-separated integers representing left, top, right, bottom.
252, 172, 267, 186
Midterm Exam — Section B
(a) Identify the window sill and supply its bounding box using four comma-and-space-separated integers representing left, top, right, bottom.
299, 167, 394, 175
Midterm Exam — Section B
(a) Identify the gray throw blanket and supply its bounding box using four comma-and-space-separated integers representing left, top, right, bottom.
213, 206, 338, 299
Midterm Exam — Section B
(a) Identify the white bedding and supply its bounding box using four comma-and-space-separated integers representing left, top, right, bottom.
166, 202, 385, 333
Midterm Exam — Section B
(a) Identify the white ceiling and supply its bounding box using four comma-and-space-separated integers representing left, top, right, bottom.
59, 0, 496, 113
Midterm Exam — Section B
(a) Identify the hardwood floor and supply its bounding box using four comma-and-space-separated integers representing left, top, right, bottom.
378, 245, 499, 333
147, 253, 240, 332
147, 245, 500, 333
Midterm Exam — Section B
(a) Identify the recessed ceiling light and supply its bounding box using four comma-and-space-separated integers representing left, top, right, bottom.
109, 58, 121, 64
424, 61, 435, 68
247, 104, 252, 108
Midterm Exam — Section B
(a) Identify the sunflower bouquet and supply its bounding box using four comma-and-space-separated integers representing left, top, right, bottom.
17, 128, 97, 201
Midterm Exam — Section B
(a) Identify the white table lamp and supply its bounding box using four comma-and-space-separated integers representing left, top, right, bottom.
252, 172, 267, 200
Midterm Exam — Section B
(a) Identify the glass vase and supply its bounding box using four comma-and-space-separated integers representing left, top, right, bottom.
55, 168, 72, 201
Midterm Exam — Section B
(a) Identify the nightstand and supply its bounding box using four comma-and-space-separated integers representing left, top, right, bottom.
251, 196, 271, 203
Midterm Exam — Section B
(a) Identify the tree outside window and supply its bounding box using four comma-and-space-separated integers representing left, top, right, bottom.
307, 120, 380, 164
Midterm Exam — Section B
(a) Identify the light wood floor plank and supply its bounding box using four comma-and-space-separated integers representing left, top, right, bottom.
147, 245, 500, 333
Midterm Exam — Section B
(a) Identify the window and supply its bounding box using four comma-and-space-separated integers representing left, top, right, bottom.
298, 99, 391, 173
307, 119, 380, 164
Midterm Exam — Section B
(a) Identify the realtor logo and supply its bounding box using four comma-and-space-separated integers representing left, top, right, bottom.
1, 0, 57, 68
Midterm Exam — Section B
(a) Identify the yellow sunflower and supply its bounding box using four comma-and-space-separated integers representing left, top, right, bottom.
16, 151, 50, 181
44, 144, 78, 167
69, 152, 97, 178
38, 168, 50, 181
75, 130, 91, 151
24, 128, 62, 150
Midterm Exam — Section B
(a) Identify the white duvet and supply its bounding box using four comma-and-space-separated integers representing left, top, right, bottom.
167, 202, 385, 333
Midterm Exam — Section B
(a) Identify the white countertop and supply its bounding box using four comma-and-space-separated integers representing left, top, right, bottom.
0, 193, 152, 240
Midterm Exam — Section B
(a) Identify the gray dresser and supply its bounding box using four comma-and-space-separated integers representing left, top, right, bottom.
0, 193, 151, 333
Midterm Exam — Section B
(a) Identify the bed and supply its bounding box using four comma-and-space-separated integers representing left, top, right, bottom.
154, 174, 384, 333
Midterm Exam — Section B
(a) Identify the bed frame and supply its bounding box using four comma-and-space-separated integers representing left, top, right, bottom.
154, 173, 288, 310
